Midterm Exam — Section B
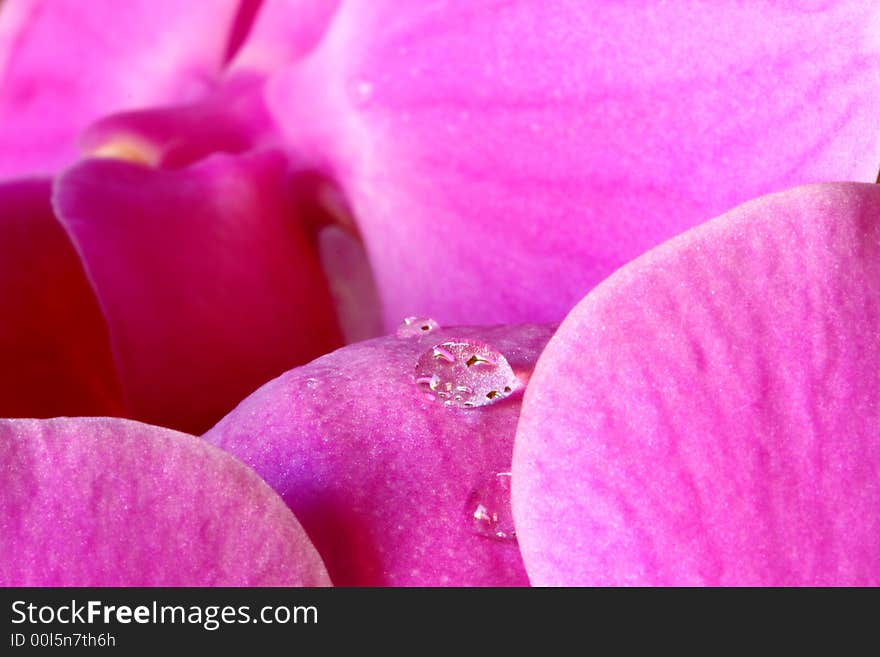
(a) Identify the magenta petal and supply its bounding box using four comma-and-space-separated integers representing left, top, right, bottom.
0, 178, 123, 417
80, 74, 276, 170
205, 324, 554, 586
229, 0, 340, 72
513, 183, 880, 586
267, 2, 880, 328
317, 226, 384, 343
0, 0, 241, 177
54, 152, 342, 434
0, 417, 330, 586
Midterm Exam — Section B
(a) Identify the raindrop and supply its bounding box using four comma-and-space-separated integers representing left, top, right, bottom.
412, 340, 519, 408
305, 377, 319, 389
466, 472, 516, 542
396, 316, 440, 338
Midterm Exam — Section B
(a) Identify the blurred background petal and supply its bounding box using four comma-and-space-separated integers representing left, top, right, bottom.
0, 178, 123, 417
0, 0, 242, 177
54, 151, 342, 434
266, 0, 880, 328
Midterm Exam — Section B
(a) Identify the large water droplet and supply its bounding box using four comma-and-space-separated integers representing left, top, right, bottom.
412, 340, 519, 408
396, 316, 440, 338
467, 472, 516, 542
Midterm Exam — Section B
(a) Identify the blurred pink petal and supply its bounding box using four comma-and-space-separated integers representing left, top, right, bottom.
0, 0, 241, 177
224, 0, 264, 65
316, 226, 384, 343
54, 151, 342, 434
0, 417, 330, 586
0, 178, 123, 417
80, 74, 276, 170
229, 0, 340, 73
205, 324, 554, 586
513, 183, 880, 586
267, 1, 880, 329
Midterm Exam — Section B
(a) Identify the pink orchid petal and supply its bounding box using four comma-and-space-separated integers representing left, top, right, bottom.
54, 151, 342, 434
0, 178, 123, 417
80, 74, 276, 170
317, 226, 384, 344
224, 0, 264, 65
266, 1, 880, 329
512, 182, 880, 586
205, 324, 554, 586
229, 0, 340, 73
0, 0, 242, 177
0, 417, 330, 586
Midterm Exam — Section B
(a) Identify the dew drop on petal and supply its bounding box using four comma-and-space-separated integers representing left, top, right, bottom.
305, 377, 319, 389
396, 316, 440, 338
467, 472, 516, 542
412, 340, 519, 408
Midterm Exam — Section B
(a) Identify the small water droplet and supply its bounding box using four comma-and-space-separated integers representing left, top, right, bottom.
305, 377, 319, 389
396, 316, 440, 338
412, 340, 519, 408
467, 472, 516, 542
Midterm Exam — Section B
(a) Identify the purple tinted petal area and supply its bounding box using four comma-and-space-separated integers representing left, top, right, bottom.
54, 151, 343, 435
0, 178, 123, 417
0, 417, 330, 586
513, 183, 880, 586
0, 0, 241, 177
205, 324, 555, 586
80, 74, 276, 170
266, 1, 880, 329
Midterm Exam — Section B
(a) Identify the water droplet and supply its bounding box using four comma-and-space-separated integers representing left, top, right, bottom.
305, 377, 319, 389
412, 340, 519, 408
396, 316, 440, 338
467, 472, 516, 542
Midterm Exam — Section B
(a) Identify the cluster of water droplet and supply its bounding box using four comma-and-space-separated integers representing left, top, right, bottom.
467, 472, 517, 542
413, 340, 518, 408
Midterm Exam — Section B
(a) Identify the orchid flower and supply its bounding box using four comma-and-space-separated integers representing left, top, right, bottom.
1, 1, 880, 586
